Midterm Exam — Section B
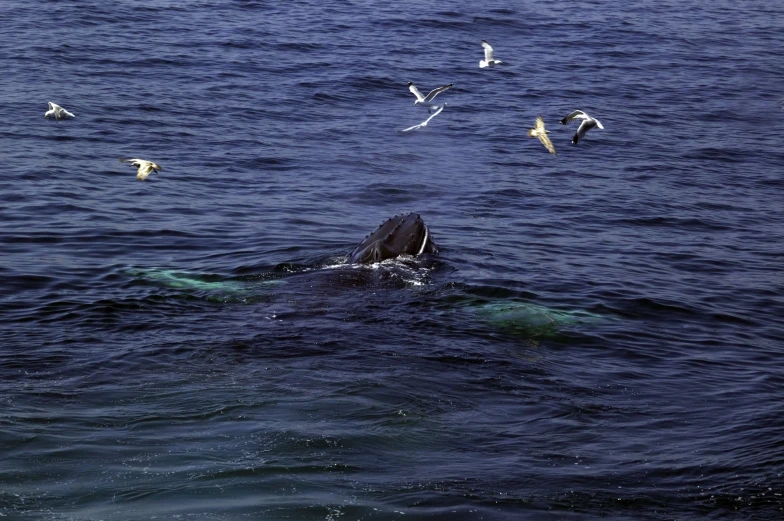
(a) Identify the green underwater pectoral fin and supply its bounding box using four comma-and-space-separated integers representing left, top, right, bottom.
128, 268, 283, 302
471, 301, 606, 337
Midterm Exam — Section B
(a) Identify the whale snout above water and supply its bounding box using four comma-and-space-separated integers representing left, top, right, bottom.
348, 213, 437, 264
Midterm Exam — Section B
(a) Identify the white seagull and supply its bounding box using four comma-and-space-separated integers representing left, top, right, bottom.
120, 158, 162, 181
401, 104, 446, 132
560, 110, 604, 144
479, 40, 503, 68
44, 102, 75, 120
528, 116, 556, 154
408, 82, 453, 112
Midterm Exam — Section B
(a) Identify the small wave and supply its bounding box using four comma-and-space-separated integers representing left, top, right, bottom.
238, 156, 299, 171
610, 215, 733, 231
685, 146, 750, 163
219, 39, 257, 49
435, 11, 465, 18
613, 296, 701, 319
275, 42, 325, 52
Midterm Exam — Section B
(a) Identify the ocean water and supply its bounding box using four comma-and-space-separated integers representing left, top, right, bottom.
2, 1, 784, 519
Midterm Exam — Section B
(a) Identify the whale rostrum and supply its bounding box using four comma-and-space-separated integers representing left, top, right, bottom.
348, 213, 437, 264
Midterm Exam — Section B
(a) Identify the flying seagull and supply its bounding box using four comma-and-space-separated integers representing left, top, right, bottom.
560, 110, 604, 144
120, 158, 162, 181
408, 82, 453, 112
528, 116, 556, 154
401, 104, 446, 132
44, 102, 75, 120
479, 40, 503, 68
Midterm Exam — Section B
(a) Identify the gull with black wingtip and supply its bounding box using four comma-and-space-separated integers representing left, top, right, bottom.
560, 110, 604, 144
402, 82, 453, 132
408, 81, 453, 112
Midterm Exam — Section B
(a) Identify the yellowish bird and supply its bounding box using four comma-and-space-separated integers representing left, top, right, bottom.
528, 116, 556, 154
120, 158, 162, 181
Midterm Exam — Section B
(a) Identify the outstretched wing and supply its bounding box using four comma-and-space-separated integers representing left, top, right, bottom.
401, 104, 445, 132
538, 132, 556, 154
534, 116, 556, 154
535, 115, 546, 133
560, 110, 588, 125
482, 40, 495, 62
408, 82, 425, 102
401, 121, 425, 133
573, 118, 598, 144
423, 84, 453, 103
120, 157, 146, 168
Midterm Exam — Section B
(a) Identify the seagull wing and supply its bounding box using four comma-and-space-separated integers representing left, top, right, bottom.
422, 103, 445, 123
534, 116, 556, 154
401, 121, 425, 132
48, 102, 55, 111
401, 104, 445, 132
560, 110, 588, 125
408, 83, 425, 102
573, 119, 598, 144
538, 132, 556, 155
482, 41, 495, 62
423, 84, 453, 103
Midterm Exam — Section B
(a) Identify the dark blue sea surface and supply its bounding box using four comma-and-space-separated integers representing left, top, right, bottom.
2, 1, 784, 519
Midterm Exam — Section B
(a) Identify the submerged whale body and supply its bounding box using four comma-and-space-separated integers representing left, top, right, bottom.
348, 213, 437, 264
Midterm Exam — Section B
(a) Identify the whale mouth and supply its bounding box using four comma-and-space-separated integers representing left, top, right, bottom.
348, 213, 437, 265
417, 225, 430, 256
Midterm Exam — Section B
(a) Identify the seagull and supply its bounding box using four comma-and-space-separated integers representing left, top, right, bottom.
479, 40, 503, 68
408, 82, 453, 112
44, 102, 75, 120
560, 110, 604, 144
120, 158, 162, 181
528, 116, 556, 154
401, 104, 446, 132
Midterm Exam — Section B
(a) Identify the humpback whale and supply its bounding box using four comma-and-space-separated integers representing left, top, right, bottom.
348, 213, 437, 264
131, 213, 609, 336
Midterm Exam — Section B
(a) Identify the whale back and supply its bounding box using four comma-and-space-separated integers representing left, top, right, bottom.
348, 213, 437, 264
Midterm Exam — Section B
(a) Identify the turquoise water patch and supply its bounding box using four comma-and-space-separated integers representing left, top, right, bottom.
128, 268, 283, 302
472, 301, 606, 337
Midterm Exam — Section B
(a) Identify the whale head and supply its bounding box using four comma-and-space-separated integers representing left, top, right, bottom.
348, 213, 437, 264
